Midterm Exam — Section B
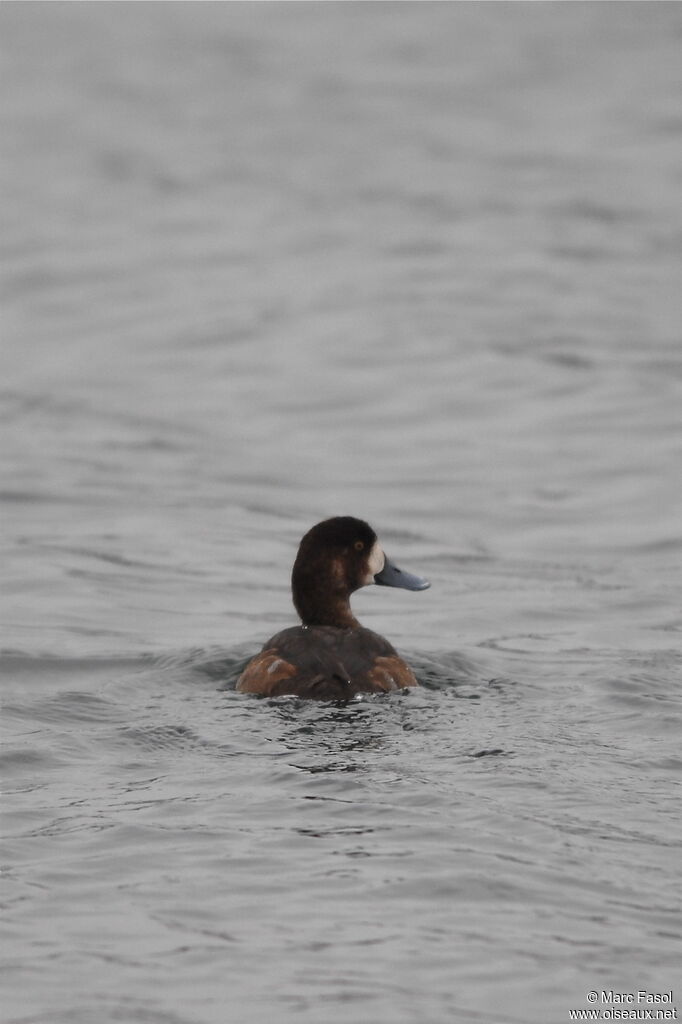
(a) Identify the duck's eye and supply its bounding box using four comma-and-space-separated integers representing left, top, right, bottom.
354, 540, 364, 552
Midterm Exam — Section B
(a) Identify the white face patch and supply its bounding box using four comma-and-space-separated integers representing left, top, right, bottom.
362, 541, 385, 586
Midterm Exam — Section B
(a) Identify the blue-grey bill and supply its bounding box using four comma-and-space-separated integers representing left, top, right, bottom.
374, 555, 430, 591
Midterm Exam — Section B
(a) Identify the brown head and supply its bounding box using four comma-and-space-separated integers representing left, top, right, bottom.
291, 516, 430, 628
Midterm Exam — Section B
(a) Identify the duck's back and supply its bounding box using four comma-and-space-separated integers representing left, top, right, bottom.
236, 625, 418, 699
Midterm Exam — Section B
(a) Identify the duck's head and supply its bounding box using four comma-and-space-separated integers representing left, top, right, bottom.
291, 516, 430, 627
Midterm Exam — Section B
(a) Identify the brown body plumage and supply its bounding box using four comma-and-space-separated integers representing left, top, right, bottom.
236, 517, 430, 700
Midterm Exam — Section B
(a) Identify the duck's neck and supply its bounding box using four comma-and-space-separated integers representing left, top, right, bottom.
292, 570, 359, 629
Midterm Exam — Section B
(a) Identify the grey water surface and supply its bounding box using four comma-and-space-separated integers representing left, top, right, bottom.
2, 4, 681, 1024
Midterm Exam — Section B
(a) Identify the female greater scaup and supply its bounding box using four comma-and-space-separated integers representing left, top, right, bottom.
236, 516, 430, 699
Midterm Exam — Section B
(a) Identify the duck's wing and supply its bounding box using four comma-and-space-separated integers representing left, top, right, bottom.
235, 627, 353, 698
362, 652, 419, 692
236, 626, 417, 698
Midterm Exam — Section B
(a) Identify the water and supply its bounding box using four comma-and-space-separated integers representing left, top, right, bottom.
2, 4, 681, 1023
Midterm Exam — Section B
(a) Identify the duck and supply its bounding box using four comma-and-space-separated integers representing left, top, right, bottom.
236, 516, 430, 699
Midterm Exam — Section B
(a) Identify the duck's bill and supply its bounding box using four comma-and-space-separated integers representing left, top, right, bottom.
374, 555, 430, 591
